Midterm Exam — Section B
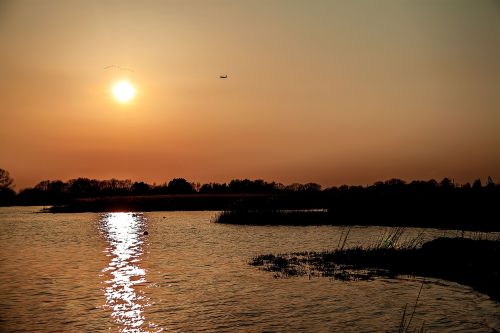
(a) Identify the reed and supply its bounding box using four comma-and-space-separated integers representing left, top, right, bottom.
398, 281, 424, 333
215, 209, 330, 225
250, 237, 500, 301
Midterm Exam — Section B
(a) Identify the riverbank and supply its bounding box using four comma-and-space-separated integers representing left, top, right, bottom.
250, 237, 500, 302
43, 193, 327, 213
40, 195, 500, 231
215, 209, 500, 232
10, 187, 494, 231
4, 177, 498, 232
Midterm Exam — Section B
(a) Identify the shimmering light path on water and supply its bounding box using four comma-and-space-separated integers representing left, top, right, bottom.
99, 213, 160, 332
0, 207, 499, 332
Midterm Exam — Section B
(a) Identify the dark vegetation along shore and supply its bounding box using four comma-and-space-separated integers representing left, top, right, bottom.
250, 236, 500, 302
214, 204, 500, 231
1, 168, 499, 231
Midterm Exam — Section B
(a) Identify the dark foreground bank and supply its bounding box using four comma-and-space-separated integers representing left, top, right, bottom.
250, 237, 500, 301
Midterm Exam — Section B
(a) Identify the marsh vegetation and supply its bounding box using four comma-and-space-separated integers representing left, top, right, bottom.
250, 234, 500, 301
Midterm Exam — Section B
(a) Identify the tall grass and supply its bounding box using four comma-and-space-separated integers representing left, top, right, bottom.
251, 236, 500, 301
337, 226, 352, 251
398, 281, 425, 333
215, 209, 330, 225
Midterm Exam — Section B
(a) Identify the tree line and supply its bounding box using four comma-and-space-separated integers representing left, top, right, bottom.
0, 168, 323, 205
0, 167, 499, 209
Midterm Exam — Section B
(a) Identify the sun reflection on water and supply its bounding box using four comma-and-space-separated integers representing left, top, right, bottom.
100, 213, 160, 332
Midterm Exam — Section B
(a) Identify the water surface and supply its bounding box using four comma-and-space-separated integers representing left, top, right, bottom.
0, 207, 499, 332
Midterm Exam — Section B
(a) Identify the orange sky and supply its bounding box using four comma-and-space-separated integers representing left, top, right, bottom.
1, 0, 500, 189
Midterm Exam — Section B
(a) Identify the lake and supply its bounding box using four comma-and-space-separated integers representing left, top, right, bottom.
0, 207, 499, 332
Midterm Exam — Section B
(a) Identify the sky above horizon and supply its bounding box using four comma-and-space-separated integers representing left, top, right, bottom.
1, 0, 500, 189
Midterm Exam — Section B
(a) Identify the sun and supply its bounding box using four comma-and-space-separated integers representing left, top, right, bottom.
112, 80, 136, 103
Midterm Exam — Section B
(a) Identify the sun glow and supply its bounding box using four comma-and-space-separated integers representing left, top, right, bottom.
112, 80, 136, 103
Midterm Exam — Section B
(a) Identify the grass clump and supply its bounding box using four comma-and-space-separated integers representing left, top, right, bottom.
250, 237, 500, 301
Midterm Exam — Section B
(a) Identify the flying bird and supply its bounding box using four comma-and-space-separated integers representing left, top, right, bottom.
104, 65, 134, 72
219, 74, 228, 79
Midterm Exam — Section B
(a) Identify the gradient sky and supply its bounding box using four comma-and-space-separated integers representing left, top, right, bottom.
1, 0, 500, 189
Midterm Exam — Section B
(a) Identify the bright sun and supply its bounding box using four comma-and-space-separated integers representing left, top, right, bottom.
112, 80, 136, 103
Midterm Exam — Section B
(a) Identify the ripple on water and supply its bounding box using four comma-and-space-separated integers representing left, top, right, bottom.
0, 207, 499, 332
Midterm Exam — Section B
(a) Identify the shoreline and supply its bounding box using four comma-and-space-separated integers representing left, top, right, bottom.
250, 237, 500, 302
2, 192, 499, 231
214, 209, 500, 232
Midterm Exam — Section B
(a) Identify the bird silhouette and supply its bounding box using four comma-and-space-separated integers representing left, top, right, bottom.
104, 65, 134, 72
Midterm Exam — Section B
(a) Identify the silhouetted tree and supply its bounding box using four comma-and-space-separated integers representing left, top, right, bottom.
228, 179, 277, 193
486, 176, 495, 190
167, 178, 195, 194
0, 168, 14, 190
132, 181, 151, 195
385, 178, 406, 187
199, 182, 229, 193
303, 182, 322, 192
35, 180, 66, 199
461, 182, 472, 190
47, 180, 66, 194
68, 178, 100, 197
285, 183, 306, 192
0, 168, 15, 205
440, 177, 454, 189
34, 180, 51, 192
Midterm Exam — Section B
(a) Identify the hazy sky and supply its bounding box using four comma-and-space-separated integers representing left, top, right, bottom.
1, 0, 500, 189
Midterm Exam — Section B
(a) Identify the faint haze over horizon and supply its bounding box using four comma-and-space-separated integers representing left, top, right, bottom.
1, 0, 500, 190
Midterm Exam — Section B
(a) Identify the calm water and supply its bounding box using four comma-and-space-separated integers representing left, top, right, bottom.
0, 207, 499, 332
